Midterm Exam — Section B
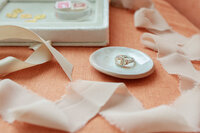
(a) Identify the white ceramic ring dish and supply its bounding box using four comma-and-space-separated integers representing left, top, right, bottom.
90, 47, 154, 79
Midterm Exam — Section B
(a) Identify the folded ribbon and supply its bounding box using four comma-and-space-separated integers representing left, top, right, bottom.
0, 25, 73, 80
1, 79, 200, 133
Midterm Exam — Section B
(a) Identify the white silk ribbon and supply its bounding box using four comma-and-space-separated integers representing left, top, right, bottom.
1, 79, 200, 133
0, 25, 73, 80
134, 7, 171, 31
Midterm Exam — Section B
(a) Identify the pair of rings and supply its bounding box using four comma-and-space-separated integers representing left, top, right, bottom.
115, 55, 135, 68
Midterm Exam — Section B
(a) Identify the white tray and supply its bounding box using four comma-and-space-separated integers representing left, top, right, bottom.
0, 0, 109, 46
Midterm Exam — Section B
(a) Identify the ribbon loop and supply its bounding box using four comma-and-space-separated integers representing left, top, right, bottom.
0, 25, 73, 80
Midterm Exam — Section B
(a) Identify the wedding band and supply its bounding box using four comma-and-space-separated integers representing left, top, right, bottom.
115, 55, 135, 68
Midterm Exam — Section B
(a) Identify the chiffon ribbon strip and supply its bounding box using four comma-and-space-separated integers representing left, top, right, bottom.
1, 79, 200, 133
1, 0, 200, 133
0, 26, 73, 80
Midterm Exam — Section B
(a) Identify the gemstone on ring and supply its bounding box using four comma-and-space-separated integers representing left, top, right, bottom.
115, 55, 135, 68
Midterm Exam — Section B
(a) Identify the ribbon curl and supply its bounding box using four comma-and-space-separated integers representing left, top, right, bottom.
1, 78, 200, 133
0, 26, 73, 80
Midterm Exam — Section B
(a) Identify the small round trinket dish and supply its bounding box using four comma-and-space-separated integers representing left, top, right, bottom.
89, 47, 154, 79
55, 0, 91, 20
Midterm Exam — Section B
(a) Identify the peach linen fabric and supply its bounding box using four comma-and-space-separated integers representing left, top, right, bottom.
0, 0, 200, 133
166, 0, 200, 29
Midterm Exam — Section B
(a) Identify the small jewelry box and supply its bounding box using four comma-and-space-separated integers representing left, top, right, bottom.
0, 0, 109, 46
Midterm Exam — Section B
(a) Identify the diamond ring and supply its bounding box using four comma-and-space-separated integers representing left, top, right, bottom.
115, 55, 135, 68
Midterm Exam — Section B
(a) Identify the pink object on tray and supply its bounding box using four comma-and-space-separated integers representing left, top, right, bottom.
55, 1, 71, 9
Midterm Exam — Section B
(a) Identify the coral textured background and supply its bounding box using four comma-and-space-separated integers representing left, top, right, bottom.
166, 0, 200, 29
0, 0, 199, 133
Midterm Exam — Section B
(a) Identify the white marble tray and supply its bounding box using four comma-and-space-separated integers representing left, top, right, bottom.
0, 0, 109, 46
